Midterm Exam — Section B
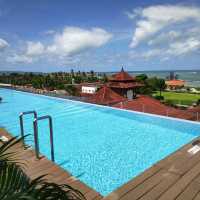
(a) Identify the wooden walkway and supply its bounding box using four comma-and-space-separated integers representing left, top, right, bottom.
1, 129, 200, 200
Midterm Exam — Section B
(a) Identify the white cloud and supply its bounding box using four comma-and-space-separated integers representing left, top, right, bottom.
5, 26, 112, 65
6, 54, 33, 64
43, 30, 56, 35
128, 5, 200, 47
125, 8, 142, 19
0, 38, 9, 50
129, 37, 200, 61
46, 27, 112, 56
129, 48, 162, 60
167, 37, 200, 55
148, 31, 181, 46
26, 41, 45, 56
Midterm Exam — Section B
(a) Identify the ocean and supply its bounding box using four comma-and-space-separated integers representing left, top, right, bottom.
106, 70, 200, 88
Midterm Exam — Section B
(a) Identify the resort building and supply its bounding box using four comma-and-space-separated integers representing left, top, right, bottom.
81, 84, 98, 94
107, 67, 143, 99
165, 79, 185, 90
89, 85, 126, 105
0, 83, 12, 88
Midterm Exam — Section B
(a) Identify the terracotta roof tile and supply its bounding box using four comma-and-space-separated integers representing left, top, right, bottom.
89, 86, 126, 105
113, 95, 195, 120
109, 68, 135, 82
108, 82, 143, 89
165, 80, 185, 86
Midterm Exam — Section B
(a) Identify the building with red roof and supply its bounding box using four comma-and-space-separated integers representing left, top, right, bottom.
108, 67, 143, 99
87, 68, 143, 105
165, 80, 185, 90
113, 95, 195, 121
89, 86, 126, 106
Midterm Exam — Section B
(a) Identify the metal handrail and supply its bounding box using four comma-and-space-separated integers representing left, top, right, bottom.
33, 115, 55, 162
19, 111, 37, 146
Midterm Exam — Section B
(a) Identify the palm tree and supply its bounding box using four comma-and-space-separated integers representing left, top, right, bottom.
0, 136, 86, 200
156, 79, 166, 97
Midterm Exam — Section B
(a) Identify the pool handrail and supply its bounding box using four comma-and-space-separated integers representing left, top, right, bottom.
33, 115, 55, 162
19, 111, 37, 146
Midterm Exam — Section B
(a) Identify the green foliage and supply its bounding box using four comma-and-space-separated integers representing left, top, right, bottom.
146, 77, 166, 96
136, 74, 148, 82
156, 79, 166, 97
154, 95, 164, 100
0, 71, 102, 90
101, 73, 108, 83
155, 91, 200, 106
65, 85, 78, 96
0, 136, 86, 200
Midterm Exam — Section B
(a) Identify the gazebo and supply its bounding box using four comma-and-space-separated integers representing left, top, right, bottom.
108, 67, 143, 99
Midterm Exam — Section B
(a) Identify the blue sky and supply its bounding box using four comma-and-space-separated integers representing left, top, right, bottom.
0, 0, 200, 72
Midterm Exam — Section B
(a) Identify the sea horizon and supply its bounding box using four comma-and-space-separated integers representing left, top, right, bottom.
1, 69, 200, 87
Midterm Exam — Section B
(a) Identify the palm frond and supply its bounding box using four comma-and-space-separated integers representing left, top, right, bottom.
0, 135, 86, 200
0, 135, 29, 165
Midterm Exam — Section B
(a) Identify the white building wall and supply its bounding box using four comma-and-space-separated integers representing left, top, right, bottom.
82, 86, 97, 94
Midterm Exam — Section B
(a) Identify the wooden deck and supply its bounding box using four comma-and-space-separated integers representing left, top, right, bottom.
1, 128, 200, 200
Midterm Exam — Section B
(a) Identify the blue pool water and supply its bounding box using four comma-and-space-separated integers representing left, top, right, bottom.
0, 88, 200, 196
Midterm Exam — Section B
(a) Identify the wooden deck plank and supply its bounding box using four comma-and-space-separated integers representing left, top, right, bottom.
138, 172, 180, 200
175, 176, 200, 200
105, 165, 162, 200
119, 169, 168, 200
193, 192, 200, 200
166, 150, 200, 176
158, 160, 200, 200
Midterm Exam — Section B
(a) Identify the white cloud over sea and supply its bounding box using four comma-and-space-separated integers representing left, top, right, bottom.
6, 27, 112, 64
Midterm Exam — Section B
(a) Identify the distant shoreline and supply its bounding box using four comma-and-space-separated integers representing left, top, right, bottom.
0, 69, 200, 74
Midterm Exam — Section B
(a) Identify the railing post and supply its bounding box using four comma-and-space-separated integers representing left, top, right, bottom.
19, 114, 25, 146
166, 109, 169, 117
142, 104, 145, 112
49, 117, 55, 162
197, 112, 199, 121
19, 111, 37, 147
33, 119, 40, 159
33, 116, 55, 162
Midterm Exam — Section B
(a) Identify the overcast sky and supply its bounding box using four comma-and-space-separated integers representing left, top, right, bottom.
0, 0, 200, 72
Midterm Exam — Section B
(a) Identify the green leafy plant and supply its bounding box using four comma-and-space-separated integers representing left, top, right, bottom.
0, 136, 86, 200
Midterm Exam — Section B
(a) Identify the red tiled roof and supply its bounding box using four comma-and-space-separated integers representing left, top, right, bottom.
109, 67, 135, 82
188, 106, 200, 113
113, 95, 195, 120
108, 82, 143, 89
80, 93, 95, 98
165, 80, 185, 86
80, 82, 103, 87
89, 86, 126, 105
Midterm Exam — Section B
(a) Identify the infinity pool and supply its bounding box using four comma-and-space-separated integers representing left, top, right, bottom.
0, 88, 200, 195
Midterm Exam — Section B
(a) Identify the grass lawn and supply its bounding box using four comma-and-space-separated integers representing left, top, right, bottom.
155, 91, 200, 105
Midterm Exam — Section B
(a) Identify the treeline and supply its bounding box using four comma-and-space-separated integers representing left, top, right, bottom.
136, 74, 166, 98
0, 71, 166, 97
0, 70, 108, 90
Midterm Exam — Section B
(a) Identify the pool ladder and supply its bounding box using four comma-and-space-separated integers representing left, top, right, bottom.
19, 111, 55, 162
